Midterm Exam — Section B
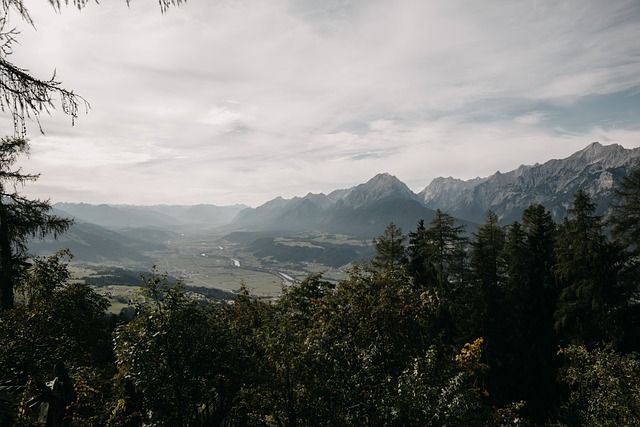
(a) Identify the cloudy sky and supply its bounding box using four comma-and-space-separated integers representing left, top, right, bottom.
7, 0, 640, 207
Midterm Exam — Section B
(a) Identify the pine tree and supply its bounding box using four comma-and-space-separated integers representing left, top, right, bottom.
470, 211, 506, 327
554, 190, 626, 346
610, 166, 640, 255
0, 137, 72, 309
469, 212, 505, 359
407, 219, 434, 284
519, 204, 559, 421
420, 210, 468, 344
502, 221, 527, 302
371, 222, 407, 272
425, 209, 467, 293
608, 167, 640, 351
498, 205, 560, 423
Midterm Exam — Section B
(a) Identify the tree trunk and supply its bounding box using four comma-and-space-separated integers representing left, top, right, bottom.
0, 203, 14, 309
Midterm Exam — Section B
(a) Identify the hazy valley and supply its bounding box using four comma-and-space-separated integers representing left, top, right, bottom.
29, 141, 640, 301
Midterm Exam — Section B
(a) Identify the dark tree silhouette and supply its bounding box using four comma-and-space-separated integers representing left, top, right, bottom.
0, 137, 71, 309
371, 222, 407, 271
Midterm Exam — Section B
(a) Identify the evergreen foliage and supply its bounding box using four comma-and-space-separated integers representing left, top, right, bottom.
0, 137, 72, 309
554, 190, 627, 347
503, 204, 559, 422
470, 210, 506, 339
1, 176, 639, 425
611, 166, 640, 254
371, 222, 407, 271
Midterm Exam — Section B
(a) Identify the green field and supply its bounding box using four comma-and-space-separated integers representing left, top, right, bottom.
65, 229, 359, 312
149, 230, 355, 295
93, 284, 143, 314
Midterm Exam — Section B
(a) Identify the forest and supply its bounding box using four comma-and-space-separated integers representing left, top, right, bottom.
1, 1, 640, 425
1, 135, 640, 425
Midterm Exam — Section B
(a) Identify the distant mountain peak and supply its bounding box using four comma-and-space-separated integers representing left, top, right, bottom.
364, 172, 409, 189
368, 172, 396, 182
572, 141, 616, 155
233, 142, 638, 235
419, 142, 640, 224
339, 173, 418, 209
419, 175, 487, 210
566, 141, 635, 169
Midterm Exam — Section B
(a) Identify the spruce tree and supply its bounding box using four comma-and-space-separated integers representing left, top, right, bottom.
425, 209, 467, 293
492, 205, 560, 423
470, 211, 506, 330
554, 190, 625, 346
611, 166, 640, 255
371, 222, 407, 272
0, 137, 72, 309
469, 211, 506, 397
608, 167, 640, 351
407, 219, 438, 285
519, 204, 559, 422
422, 209, 468, 344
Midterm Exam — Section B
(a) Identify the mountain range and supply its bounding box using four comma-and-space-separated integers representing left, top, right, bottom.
230, 172, 440, 237
419, 142, 640, 224
231, 142, 639, 233
43, 142, 640, 264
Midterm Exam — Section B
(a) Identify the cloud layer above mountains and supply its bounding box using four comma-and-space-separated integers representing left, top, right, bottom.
8, 0, 640, 206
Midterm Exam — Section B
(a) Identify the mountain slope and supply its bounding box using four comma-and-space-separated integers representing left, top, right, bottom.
419, 142, 640, 223
335, 173, 420, 209
28, 220, 163, 265
231, 173, 439, 238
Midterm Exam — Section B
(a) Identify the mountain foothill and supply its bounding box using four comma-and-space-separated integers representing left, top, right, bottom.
9, 141, 640, 426
41, 142, 640, 266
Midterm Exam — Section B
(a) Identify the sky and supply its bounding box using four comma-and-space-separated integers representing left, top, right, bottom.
5, 0, 640, 207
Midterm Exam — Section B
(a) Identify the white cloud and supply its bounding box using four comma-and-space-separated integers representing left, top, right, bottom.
7, 0, 640, 206
514, 113, 548, 126
198, 105, 252, 129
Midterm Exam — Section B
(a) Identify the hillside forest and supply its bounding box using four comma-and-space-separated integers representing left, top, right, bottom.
0, 134, 639, 426
1, 0, 639, 425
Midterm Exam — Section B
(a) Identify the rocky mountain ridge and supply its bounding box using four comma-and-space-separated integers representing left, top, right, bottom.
232, 173, 437, 237
419, 142, 640, 223
41, 142, 639, 265
55, 142, 640, 236
232, 142, 639, 231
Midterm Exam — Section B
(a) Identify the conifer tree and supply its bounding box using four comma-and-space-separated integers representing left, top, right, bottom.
554, 190, 626, 346
371, 222, 407, 271
469, 212, 506, 395
470, 211, 506, 328
425, 209, 467, 293
0, 137, 71, 309
610, 166, 640, 255
419, 210, 468, 344
516, 204, 559, 422
608, 167, 640, 351
407, 219, 432, 283
502, 221, 527, 301
487, 205, 561, 423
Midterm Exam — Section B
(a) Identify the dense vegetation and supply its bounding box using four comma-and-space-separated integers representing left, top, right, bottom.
1, 3, 640, 424
1, 165, 639, 426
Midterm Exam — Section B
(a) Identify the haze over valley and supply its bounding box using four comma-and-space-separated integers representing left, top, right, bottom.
32, 141, 640, 298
